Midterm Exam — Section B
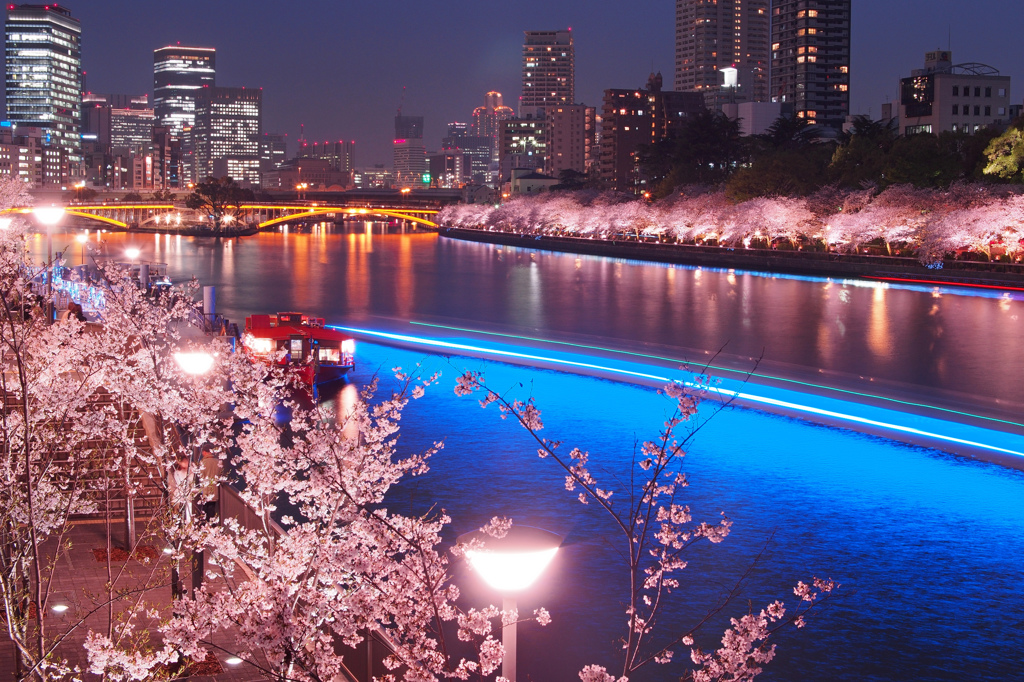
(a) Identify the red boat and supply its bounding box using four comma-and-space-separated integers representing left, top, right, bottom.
242, 312, 355, 386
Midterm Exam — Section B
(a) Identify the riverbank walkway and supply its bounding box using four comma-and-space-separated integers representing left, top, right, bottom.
0, 521, 261, 682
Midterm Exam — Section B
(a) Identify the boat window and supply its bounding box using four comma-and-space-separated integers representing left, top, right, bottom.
289, 338, 304, 359
319, 348, 341, 363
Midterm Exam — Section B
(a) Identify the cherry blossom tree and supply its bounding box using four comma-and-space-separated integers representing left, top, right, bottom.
453, 370, 836, 682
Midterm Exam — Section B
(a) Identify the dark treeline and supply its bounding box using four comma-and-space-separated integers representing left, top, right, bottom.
632, 112, 1024, 201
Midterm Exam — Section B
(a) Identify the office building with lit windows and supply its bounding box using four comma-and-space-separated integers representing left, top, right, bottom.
153, 46, 216, 136
394, 114, 426, 187
898, 51, 1012, 136
674, 0, 769, 106
521, 30, 574, 116
769, 0, 850, 130
5, 3, 82, 184
192, 86, 262, 186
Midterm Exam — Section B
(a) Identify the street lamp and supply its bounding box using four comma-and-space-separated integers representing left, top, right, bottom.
457, 525, 561, 682
75, 233, 88, 266
173, 351, 215, 376
125, 247, 140, 264
33, 206, 65, 322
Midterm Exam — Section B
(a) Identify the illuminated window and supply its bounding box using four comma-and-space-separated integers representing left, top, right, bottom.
797, 56, 806, 63
807, 56, 817, 63
840, 66, 849, 74
808, 9, 818, 17
772, 42, 780, 50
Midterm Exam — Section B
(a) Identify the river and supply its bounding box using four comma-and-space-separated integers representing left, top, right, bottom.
27, 223, 1024, 681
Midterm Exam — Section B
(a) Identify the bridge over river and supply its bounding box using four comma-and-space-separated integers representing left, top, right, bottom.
4, 200, 441, 230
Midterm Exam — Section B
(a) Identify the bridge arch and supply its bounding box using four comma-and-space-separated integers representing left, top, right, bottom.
256, 207, 437, 229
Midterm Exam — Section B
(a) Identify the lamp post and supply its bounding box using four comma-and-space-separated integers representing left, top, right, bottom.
75, 233, 88, 266
457, 525, 561, 682
33, 206, 65, 323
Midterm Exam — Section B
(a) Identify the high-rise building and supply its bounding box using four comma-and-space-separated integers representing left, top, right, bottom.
769, 0, 851, 130
674, 0, 769, 107
260, 133, 288, 172
600, 73, 705, 193
310, 140, 355, 172
498, 117, 548, 179
5, 3, 82, 184
110, 108, 156, 155
545, 104, 587, 178
394, 114, 426, 187
521, 30, 574, 116
153, 46, 216, 136
192, 86, 262, 186
470, 91, 515, 164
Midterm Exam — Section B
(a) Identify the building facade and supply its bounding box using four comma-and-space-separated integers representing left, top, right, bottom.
260, 133, 288, 172
600, 74, 706, 192
545, 104, 587, 178
153, 46, 216, 136
394, 114, 426, 187
498, 117, 548, 179
0, 123, 44, 185
899, 51, 1012, 136
192, 86, 262, 186
471, 91, 516, 164
521, 30, 574, 116
5, 3, 82, 184
769, 0, 851, 130
674, 0, 770, 106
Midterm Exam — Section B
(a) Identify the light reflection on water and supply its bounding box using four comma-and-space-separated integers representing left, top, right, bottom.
27, 223, 1023, 409
350, 342, 1024, 682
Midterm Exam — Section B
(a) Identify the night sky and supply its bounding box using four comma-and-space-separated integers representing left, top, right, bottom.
7, 0, 1023, 166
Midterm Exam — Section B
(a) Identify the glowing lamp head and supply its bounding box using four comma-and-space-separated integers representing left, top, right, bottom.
458, 525, 561, 593
75, 233, 87, 243
125, 247, 140, 260
173, 351, 215, 375
33, 206, 65, 226
0, 217, 11, 230
50, 604, 69, 613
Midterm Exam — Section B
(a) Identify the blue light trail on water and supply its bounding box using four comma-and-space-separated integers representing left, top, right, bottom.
330, 323, 1024, 465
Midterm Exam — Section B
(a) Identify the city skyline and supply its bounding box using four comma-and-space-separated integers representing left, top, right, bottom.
2, 0, 1022, 167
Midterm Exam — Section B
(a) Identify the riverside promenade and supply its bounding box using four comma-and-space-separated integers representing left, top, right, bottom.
0, 521, 260, 682
437, 226, 1024, 289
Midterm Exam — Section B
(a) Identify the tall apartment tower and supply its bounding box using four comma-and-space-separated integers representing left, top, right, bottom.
153, 46, 216, 136
674, 0, 769, 105
769, 0, 851, 129
5, 3, 82, 183
192, 86, 262, 186
520, 30, 574, 116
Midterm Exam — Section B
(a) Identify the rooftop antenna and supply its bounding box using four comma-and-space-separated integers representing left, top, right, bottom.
397, 86, 406, 117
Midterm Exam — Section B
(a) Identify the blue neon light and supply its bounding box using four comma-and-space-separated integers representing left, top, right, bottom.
329, 324, 1024, 462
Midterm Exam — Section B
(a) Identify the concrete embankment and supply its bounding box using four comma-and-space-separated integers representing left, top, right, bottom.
437, 226, 1024, 289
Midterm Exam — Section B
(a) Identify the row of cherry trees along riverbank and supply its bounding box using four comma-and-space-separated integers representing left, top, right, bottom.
0, 172, 834, 682
439, 183, 1024, 264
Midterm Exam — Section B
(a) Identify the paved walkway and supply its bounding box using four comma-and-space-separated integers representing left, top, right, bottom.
0, 521, 264, 681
